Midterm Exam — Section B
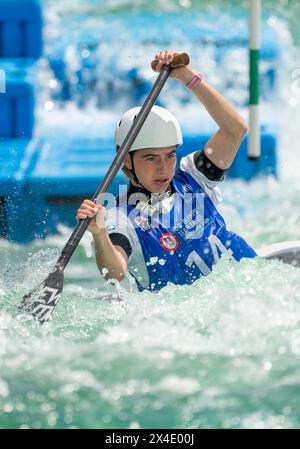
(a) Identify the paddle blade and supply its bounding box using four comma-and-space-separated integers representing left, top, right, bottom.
19, 267, 64, 324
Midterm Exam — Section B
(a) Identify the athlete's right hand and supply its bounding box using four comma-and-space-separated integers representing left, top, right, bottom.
76, 199, 106, 236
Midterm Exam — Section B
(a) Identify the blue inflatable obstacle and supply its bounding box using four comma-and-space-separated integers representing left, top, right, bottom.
0, 60, 36, 139
0, 0, 43, 58
0, 0, 43, 241
0, 0, 43, 138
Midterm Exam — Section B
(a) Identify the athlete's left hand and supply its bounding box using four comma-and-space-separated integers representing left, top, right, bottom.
153, 50, 195, 82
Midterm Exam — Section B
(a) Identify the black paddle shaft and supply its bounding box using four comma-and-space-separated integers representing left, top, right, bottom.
56, 64, 173, 270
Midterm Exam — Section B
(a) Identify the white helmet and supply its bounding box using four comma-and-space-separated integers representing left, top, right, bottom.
115, 105, 183, 152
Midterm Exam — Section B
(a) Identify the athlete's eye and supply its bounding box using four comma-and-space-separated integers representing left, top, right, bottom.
146, 157, 156, 162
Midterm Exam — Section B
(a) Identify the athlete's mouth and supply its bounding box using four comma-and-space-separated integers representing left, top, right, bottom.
153, 178, 169, 184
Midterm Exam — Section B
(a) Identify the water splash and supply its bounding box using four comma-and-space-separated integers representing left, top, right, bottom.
1, 244, 300, 428
2, 0, 300, 430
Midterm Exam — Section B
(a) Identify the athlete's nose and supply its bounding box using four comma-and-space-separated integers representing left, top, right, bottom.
156, 157, 168, 173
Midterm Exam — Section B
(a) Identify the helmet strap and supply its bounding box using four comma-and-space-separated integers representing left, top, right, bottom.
129, 152, 145, 188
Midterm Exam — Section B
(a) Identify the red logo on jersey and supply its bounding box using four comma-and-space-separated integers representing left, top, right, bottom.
160, 232, 179, 252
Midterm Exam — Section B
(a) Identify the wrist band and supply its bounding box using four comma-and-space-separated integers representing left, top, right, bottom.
186, 73, 203, 89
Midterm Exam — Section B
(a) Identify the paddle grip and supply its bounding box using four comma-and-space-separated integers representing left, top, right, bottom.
151, 52, 190, 71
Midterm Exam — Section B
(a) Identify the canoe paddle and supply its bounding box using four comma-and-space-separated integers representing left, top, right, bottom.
19, 53, 190, 324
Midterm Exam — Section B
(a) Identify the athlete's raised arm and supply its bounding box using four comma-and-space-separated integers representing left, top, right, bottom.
154, 50, 248, 170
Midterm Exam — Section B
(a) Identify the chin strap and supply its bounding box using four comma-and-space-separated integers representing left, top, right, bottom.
129, 152, 146, 188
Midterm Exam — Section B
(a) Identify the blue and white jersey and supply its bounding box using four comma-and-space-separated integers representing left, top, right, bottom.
105, 152, 256, 291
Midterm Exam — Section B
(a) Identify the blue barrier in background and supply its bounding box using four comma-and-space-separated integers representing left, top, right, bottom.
0, 0, 42, 241
0, 0, 43, 58
0, 60, 36, 138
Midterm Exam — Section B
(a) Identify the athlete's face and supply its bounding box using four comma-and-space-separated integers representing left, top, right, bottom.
125, 146, 177, 193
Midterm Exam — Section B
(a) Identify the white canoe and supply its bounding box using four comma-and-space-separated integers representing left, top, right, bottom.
256, 240, 300, 267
